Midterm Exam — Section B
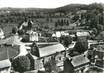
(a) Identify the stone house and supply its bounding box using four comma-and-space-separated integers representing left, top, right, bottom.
64, 54, 90, 73
27, 42, 65, 71
93, 45, 104, 68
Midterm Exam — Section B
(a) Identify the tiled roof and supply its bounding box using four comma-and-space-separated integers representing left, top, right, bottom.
38, 43, 65, 57
71, 54, 90, 68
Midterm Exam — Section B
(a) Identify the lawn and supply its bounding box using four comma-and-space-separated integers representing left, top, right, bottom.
0, 45, 20, 60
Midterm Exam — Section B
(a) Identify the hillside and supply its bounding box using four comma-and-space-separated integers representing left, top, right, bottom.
0, 3, 104, 35
0, 4, 88, 15
55, 4, 88, 12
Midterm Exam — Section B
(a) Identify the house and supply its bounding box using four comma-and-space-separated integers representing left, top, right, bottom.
64, 54, 90, 72
52, 31, 69, 38
38, 43, 65, 57
27, 42, 66, 71
0, 59, 11, 73
93, 45, 104, 68
71, 54, 90, 70
55, 31, 61, 38
76, 31, 90, 37
88, 40, 98, 48
26, 30, 38, 41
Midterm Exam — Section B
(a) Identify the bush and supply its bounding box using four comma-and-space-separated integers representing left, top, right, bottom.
12, 56, 30, 73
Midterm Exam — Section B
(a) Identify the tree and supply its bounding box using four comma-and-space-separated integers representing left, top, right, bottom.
55, 22, 58, 27
44, 61, 52, 73
31, 41, 40, 57
60, 19, 64, 26
18, 30, 25, 35
59, 35, 72, 48
12, 56, 30, 73
12, 27, 18, 34
72, 15, 79, 23
44, 56, 58, 73
92, 28, 98, 36
85, 3, 104, 29
46, 18, 49, 22
66, 20, 69, 26
28, 20, 33, 30
64, 58, 74, 73
97, 24, 104, 33
21, 34, 30, 42
73, 37, 88, 54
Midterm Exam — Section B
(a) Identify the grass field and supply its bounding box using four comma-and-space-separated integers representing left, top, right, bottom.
0, 45, 20, 60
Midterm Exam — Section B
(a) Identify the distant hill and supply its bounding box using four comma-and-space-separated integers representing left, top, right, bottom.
0, 3, 103, 14
0, 4, 89, 14
0, 7, 54, 14
55, 4, 88, 12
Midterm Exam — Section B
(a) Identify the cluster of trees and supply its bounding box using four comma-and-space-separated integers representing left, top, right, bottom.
59, 35, 88, 56
12, 55, 59, 73
73, 37, 88, 54
0, 12, 45, 23
59, 35, 72, 48
69, 3, 104, 36
71, 14, 80, 23
55, 19, 69, 27
44, 56, 58, 73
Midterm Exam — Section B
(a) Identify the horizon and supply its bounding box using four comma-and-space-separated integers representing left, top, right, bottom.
0, 0, 104, 8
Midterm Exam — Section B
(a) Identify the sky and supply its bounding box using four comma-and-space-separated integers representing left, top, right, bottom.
0, 0, 104, 8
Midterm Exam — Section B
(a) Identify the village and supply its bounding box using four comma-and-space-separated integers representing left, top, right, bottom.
0, 18, 104, 73
0, 1, 104, 73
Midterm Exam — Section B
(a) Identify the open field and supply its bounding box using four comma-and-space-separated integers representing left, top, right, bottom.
0, 45, 20, 60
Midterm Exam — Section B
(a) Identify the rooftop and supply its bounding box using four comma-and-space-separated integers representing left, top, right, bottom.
0, 59, 11, 69
71, 54, 90, 68
38, 43, 65, 57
